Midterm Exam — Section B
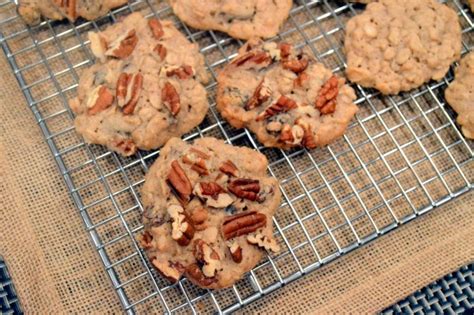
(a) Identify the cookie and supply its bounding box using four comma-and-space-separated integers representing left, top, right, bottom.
18, 0, 128, 25
166, 0, 292, 40
69, 13, 209, 156
445, 53, 474, 139
216, 39, 358, 150
345, 0, 462, 95
138, 137, 281, 289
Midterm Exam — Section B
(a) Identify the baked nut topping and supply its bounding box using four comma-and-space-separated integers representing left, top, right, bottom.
105, 30, 138, 59
232, 51, 272, 67
315, 75, 338, 115
222, 211, 267, 240
86, 85, 114, 115
226, 240, 243, 263
228, 178, 261, 201
167, 160, 193, 203
153, 43, 167, 60
246, 79, 271, 110
112, 138, 137, 157
256, 95, 297, 121
161, 82, 181, 116
168, 204, 195, 246
193, 239, 221, 278
116, 73, 143, 115
152, 259, 185, 283
219, 160, 239, 177
282, 53, 309, 73
148, 18, 165, 40
194, 182, 234, 208
166, 65, 194, 80
247, 233, 280, 253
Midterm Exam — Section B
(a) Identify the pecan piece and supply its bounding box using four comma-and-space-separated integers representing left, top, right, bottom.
232, 51, 271, 67
105, 30, 138, 59
149, 18, 164, 40
138, 231, 153, 249
219, 160, 239, 177
112, 138, 137, 156
167, 65, 194, 80
256, 95, 297, 121
294, 72, 310, 88
186, 263, 217, 287
168, 204, 195, 246
190, 207, 208, 231
279, 124, 304, 146
247, 233, 280, 253
194, 182, 234, 208
193, 239, 221, 278
222, 211, 267, 240
55, 0, 76, 19
116, 73, 143, 115
167, 160, 192, 203
296, 119, 317, 149
279, 42, 292, 59
246, 79, 271, 110
153, 43, 167, 60
152, 259, 185, 283
282, 53, 309, 73
226, 240, 243, 263
182, 148, 210, 176
315, 75, 338, 115
88, 32, 108, 62
87, 85, 114, 115
161, 82, 180, 116
228, 178, 260, 201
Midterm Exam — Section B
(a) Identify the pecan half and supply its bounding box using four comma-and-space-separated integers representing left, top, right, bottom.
149, 18, 165, 40
246, 79, 271, 110
186, 263, 217, 287
87, 85, 114, 115
161, 82, 180, 116
193, 239, 221, 278
279, 124, 304, 146
152, 259, 184, 283
112, 138, 137, 156
167, 160, 192, 203
296, 119, 317, 149
116, 73, 143, 115
105, 30, 138, 59
219, 160, 239, 177
194, 182, 234, 208
222, 211, 267, 240
315, 75, 338, 115
282, 53, 309, 73
256, 95, 297, 121
279, 42, 292, 59
232, 51, 271, 67
247, 233, 280, 253
154, 43, 167, 61
228, 178, 260, 201
226, 240, 243, 263
55, 0, 76, 19
167, 65, 194, 80
168, 204, 195, 246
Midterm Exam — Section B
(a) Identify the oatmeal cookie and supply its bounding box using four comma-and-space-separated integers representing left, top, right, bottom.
216, 39, 358, 150
18, 0, 127, 25
69, 13, 209, 156
138, 137, 281, 289
345, 0, 462, 95
166, 0, 292, 40
445, 52, 474, 139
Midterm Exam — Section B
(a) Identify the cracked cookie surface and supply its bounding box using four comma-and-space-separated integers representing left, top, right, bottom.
167, 0, 292, 40
18, 0, 127, 25
345, 0, 461, 95
216, 39, 358, 150
445, 52, 474, 139
69, 13, 209, 156
139, 137, 281, 289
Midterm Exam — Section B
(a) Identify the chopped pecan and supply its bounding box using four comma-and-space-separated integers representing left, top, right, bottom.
194, 183, 234, 208
88, 32, 108, 62
161, 82, 180, 116
246, 79, 271, 110
219, 160, 239, 177
167, 160, 192, 203
182, 148, 210, 176
226, 240, 243, 263
222, 211, 267, 240
138, 231, 153, 249
294, 72, 310, 88
193, 239, 221, 278
296, 119, 317, 149
149, 18, 165, 40
228, 178, 260, 201
282, 53, 309, 73
154, 43, 167, 60
279, 42, 292, 59
152, 259, 184, 283
315, 75, 338, 115
256, 96, 297, 121
168, 204, 195, 246
247, 233, 280, 253
112, 138, 137, 156
190, 207, 208, 231
232, 51, 271, 67
167, 65, 194, 80
55, 0, 76, 19
186, 263, 217, 287
116, 73, 143, 115
279, 124, 304, 146
87, 85, 114, 115
105, 30, 138, 59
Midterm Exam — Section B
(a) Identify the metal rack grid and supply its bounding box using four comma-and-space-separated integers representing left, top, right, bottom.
0, 0, 472, 313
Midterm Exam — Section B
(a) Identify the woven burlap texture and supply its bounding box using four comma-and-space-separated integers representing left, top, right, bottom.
1, 0, 473, 312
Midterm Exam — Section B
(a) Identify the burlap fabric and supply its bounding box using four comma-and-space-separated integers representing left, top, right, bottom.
1, 0, 473, 313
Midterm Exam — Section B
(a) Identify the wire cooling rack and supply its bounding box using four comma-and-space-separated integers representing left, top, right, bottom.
0, 0, 473, 313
